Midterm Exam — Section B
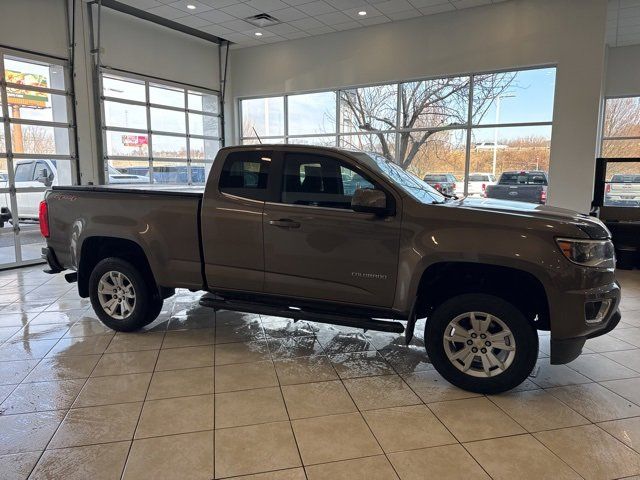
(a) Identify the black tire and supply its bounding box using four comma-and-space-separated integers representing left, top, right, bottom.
425, 293, 538, 394
89, 257, 163, 332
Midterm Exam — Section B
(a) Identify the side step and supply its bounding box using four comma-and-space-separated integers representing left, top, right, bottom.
199, 296, 405, 333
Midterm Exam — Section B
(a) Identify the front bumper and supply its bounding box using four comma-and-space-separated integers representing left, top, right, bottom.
550, 280, 622, 364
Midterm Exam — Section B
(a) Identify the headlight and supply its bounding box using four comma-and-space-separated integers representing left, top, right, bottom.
556, 238, 615, 268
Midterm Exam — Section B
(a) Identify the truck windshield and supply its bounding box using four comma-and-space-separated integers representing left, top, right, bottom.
356, 152, 446, 204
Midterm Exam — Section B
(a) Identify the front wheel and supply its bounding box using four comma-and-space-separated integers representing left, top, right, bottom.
89, 257, 163, 332
425, 293, 538, 394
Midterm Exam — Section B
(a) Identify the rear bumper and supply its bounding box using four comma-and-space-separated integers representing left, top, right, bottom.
42, 247, 64, 274
550, 280, 622, 364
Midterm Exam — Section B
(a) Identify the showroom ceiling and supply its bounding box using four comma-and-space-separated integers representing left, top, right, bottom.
607, 0, 640, 47
116, 0, 640, 48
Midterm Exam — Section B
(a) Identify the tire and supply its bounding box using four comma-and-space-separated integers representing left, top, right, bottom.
89, 257, 163, 332
425, 293, 538, 394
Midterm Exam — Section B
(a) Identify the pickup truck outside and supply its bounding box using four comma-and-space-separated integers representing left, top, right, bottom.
605, 174, 640, 207
485, 170, 548, 204
422, 174, 457, 196
456, 173, 497, 197
41, 145, 621, 394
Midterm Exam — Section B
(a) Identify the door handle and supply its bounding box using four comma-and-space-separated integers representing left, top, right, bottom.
269, 219, 301, 229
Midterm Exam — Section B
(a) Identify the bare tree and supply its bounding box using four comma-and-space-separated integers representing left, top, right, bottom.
19, 126, 56, 155
602, 97, 640, 161
340, 73, 516, 168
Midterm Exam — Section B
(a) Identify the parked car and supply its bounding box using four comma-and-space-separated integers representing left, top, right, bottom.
423, 173, 457, 196
604, 174, 640, 207
107, 166, 151, 185
118, 165, 206, 184
41, 145, 620, 394
456, 173, 497, 197
485, 170, 548, 204
0, 160, 148, 227
475, 142, 508, 150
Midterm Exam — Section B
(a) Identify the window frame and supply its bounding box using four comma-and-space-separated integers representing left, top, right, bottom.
238, 64, 557, 196
100, 68, 222, 186
600, 94, 640, 159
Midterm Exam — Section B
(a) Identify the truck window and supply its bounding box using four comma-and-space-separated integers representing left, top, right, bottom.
219, 151, 271, 201
281, 153, 374, 209
14, 162, 35, 182
34, 161, 52, 181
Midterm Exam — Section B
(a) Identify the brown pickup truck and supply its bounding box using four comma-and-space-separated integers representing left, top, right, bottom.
40, 145, 621, 394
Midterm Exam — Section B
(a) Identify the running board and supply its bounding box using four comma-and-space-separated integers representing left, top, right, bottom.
199, 296, 405, 333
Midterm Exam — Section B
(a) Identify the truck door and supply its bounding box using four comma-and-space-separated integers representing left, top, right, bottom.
262, 151, 401, 308
201, 150, 273, 293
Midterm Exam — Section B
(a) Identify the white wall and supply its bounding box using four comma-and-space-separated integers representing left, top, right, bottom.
100, 9, 220, 91
228, 0, 609, 213
605, 44, 640, 97
0, 0, 69, 59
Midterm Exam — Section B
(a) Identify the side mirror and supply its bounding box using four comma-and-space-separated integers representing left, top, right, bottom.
351, 188, 393, 216
36, 169, 53, 187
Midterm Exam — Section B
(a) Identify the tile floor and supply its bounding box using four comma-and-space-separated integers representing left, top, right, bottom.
0, 266, 640, 479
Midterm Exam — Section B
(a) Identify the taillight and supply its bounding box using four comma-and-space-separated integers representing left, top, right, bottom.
435, 183, 442, 191
482, 183, 486, 192
540, 188, 547, 204
605, 184, 611, 193
39, 201, 50, 238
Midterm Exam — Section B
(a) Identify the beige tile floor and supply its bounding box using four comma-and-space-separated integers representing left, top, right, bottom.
0, 266, 640, 479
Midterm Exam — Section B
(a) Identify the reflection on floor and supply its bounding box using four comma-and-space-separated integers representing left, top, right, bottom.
0, 266, 639, 479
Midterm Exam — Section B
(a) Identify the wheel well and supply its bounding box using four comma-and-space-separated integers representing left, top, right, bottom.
416, 262, 550, 331
77, 236, 157, 298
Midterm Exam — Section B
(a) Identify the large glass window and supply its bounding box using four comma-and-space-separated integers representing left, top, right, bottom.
602, 96, 640, 159
101, 72, 221, 185
240, 66, 556, 202
0, 51, 76, 268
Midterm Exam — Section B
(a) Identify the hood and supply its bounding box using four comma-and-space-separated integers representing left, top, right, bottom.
445, 196, 610, 239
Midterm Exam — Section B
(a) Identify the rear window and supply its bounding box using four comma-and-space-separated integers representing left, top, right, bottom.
499, 172, 547, 185
424, 175, 448, 182
219, 151, 271, 201
469, 174, 489, 182
611, 175, 640, 183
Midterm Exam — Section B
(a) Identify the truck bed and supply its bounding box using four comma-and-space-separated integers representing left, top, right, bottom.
52, 184, 205, 197
47, 185, 204, 290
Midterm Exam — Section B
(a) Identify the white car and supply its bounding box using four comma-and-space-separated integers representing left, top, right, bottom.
456, 173, 497, 197
0, 160, 148, 226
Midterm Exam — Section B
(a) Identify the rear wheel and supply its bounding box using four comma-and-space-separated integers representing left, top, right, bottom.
425, 293, 538, 394
89, 257, 163, 332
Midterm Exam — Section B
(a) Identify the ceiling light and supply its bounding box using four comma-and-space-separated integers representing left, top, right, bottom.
255, 32, 263, 36
358, 10, 367, 16
186, 4, 196, 9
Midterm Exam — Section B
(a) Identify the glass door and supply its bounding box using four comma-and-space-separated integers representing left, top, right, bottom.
0, 50, 76, 269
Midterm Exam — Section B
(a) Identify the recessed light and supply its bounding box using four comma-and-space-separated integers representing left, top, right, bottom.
255, 32, 263, 36
358, 10, 367, 16
186, 4, 196, 9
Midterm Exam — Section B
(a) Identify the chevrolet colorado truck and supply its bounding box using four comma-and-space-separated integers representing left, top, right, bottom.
40, 145, 621, 394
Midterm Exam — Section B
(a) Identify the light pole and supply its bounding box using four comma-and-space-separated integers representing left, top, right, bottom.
492, 93, 516, 175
